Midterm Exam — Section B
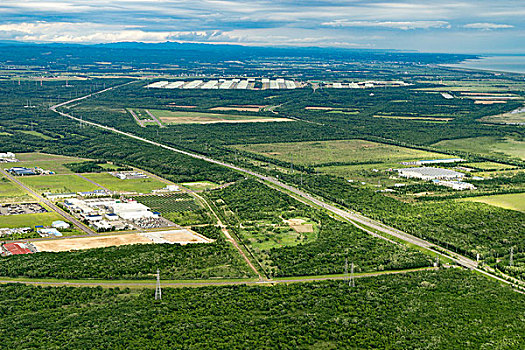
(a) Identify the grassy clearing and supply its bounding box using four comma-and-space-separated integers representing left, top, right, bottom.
14, 152, 90, 174
462, 193, 525, 213
19, 130, 55, 140
19, 175, 100, 194
84, 173, 166, 193
433, 136, 525, 161
182, 181, 220, 191
481, 107, 525, 124
232, 139, 449, 166
148, 109, 291, 124
0, 176, 31, 202
0, 211, 68, 228
463, 161, 516, 170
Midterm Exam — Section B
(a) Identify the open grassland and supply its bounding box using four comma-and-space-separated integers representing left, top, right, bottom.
433, 136, 525, 161
232, 139, 450, 166
0, 211, 68, 229
15, 152, 90, 174
0, 176, 31, 202
20, 174, 100, 194
148, 109, 291, 124
373, 115, 452, 122
462, 192, 525, 213
83, 173, 166, 193
463, 161, 516, 170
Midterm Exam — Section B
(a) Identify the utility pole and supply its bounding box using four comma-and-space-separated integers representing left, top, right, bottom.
155, 269, 162, 300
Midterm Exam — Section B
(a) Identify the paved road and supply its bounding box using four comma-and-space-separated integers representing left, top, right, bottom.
0, 267, 436, 288
145, 109, 165, 128
50, 83, 524, 290
0, 169, 95, 235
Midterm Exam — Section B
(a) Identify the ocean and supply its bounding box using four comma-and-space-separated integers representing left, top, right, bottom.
444, 55, 525, 74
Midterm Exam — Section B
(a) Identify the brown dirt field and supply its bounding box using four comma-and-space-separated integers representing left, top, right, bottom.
210, 107, 261, 112
305, 106, 334, 110
474, 101, 507, 104
290, 224, 314, 233
33, 234, 152, 252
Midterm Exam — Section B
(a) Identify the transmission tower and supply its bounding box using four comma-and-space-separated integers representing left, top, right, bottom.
344, 256, 348, 283
510, 247, 514, 267
350, 262, 355, 288
155, 269, 162, 300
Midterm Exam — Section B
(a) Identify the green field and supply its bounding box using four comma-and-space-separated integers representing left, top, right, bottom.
463, 161, 516, 171
84, 173, 167, 193
433, 136, 525, 161
232, 139, 450, 166
14, 152, 91, 174
481, 107, 525, 124
0, 176, 31, 202
147, 109, 290, 125
20, 175, 100, 194
462, 192, 525, 213
0, 211, 68, 228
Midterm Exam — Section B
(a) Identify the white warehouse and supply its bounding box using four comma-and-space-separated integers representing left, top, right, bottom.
396, 167, 465, 180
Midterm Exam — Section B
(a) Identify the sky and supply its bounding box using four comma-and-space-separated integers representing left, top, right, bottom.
0, 0, 523, 53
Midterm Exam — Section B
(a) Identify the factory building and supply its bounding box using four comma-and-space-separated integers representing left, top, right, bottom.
396, 167, 465, 180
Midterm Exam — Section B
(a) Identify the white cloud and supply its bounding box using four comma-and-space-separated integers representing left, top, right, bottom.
322, 20, 451, 30
463, 22, 514, 30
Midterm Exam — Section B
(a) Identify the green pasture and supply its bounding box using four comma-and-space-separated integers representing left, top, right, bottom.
19, 175, 100, 194
433, 136, 525, 161
84, 173, 166, 193
231, 139, 450, 167
461, 192, 525, 213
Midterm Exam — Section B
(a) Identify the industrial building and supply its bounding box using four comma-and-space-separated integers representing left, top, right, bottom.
401, 158, 466, 166
145, 78, 296, 90
1, 242, 35, 256
396, 167, 465, 180
433, 180, 477, 190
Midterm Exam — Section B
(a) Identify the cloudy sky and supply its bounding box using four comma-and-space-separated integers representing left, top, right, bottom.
0, 1, 522, 53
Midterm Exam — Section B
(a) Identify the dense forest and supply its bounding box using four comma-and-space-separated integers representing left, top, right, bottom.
0, 269, 523, 349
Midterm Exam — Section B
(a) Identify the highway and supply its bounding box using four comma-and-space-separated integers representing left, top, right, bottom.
0, 169, 95, 235
49, 82, 524, 291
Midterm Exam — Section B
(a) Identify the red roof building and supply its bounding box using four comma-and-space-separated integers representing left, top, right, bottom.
3, 242, 33, 255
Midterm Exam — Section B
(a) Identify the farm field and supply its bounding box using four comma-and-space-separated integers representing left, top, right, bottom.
83, 173, 166, 193
433, 136, 525, 161
19, 174, 100, 194
135, 193, 213, 226
231, 139, 450, 166
461, 192, 525, 213
0, 175, 31, 202
14, 152, 90, 174
146, 109, 291, 124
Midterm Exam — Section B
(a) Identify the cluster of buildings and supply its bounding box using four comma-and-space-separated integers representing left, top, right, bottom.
0, 152, 18, 163
1, 242, 36, 256
0, 220, 70, 239
112, 171, 148, 180
395, 166, 477, 191
8, 166, 54, 176
145, 78, 297, 90
63, 198, 164, 231
322, 80, 410, 89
